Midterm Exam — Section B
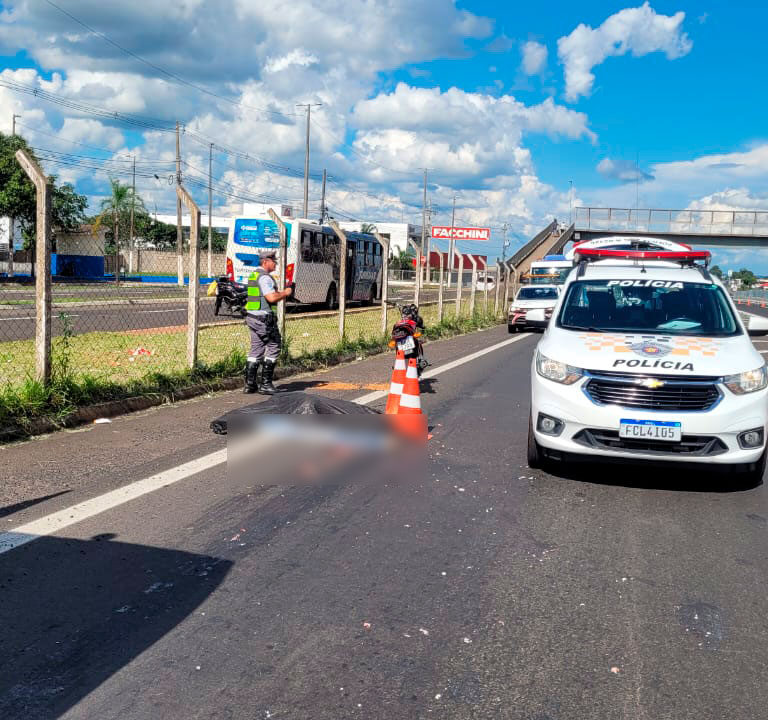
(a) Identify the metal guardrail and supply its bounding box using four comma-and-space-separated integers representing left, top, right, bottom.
575, 207, 768, 237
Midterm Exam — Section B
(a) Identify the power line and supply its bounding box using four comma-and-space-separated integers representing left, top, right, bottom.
43, 0, 299, 120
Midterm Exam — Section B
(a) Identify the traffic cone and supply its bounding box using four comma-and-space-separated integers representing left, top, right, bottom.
385, 350, 406, 414
398, 359, 422, 415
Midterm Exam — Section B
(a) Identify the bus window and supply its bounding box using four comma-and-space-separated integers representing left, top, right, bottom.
311, 232, 324, 263
301, 229, 312, 263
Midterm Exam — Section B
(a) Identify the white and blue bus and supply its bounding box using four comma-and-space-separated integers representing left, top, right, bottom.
226, 214, 384, 309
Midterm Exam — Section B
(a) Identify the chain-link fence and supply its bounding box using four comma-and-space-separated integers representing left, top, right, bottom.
0, 173, 507, 400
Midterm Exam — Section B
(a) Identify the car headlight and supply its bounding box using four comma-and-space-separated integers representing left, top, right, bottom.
536, 351, 583, 385
723, 366, 768, 395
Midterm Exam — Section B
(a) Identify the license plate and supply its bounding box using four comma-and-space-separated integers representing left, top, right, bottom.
399, 337, 416, 352
619, 419, 682, 442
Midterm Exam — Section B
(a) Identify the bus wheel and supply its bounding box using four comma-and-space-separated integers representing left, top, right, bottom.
325, 284, 338, 311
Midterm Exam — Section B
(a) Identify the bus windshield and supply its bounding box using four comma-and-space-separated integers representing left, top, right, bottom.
557, 280, 740, 336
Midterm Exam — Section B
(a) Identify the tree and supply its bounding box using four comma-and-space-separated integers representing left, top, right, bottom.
734, 268, 757, 288
710, 265, 724, 280
360, 222, 378, 234
94, 177, 145, 254
133, 213, 177, 250
389, 248, 413, 270
0, 132, 88, 248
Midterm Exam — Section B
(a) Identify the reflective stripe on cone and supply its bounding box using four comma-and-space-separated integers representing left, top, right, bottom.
398, 359, 422, 415
385, 350, 407, 415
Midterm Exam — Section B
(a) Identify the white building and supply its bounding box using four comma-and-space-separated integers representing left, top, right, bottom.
339, 221, 423, 257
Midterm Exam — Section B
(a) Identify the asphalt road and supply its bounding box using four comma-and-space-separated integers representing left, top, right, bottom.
1, 325, 767, 719
0, 285, 440, 340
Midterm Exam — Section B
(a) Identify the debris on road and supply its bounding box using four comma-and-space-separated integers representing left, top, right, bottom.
362, 622, 372, 630
93, 418, 112, 424
610, 666, 620, 674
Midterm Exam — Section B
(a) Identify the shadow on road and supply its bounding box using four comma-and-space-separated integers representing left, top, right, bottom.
0, 491, 71, 520
0, 534, 232, 720
544, 459, 763, 493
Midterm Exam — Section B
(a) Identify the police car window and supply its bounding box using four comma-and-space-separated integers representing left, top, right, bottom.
518, 287, 559, 300
557, 280, 740, 336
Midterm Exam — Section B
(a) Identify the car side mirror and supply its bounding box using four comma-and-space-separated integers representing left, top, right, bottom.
747, 315, 768, 337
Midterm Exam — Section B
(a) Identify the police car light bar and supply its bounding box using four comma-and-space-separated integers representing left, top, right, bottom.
573, 247, 711, 266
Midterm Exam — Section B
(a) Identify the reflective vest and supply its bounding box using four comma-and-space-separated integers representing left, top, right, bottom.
246, 268, 275, 315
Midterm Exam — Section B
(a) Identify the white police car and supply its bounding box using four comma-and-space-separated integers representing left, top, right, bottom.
528, 240, 768, 482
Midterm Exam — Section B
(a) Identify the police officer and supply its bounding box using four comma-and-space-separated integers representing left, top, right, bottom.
243, 250, 294, 394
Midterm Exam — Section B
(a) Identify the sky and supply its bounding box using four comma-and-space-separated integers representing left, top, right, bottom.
0, 0, 767, 269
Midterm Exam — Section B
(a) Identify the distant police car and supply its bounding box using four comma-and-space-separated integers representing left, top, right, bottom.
528, 237, 768, 482
509, 285, 560, 332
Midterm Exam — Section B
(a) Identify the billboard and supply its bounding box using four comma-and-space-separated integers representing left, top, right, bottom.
233, 218, 292, 248
431, 226, 491, 242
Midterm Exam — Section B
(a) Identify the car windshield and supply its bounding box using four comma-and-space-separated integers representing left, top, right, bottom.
557, 279, 740, 336
517, 287, 558, 300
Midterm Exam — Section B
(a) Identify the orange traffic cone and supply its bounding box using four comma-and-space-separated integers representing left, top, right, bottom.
398, 359, 422, 415
385, 350, 406, 414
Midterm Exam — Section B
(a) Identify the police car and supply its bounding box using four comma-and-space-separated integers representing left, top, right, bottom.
528, 237, 768, 482
508, 285, 561, 332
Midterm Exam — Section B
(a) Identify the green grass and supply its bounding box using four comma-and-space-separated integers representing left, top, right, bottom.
0, 299, 503, 431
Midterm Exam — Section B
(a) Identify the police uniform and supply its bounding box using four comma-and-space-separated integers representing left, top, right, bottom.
243, 257, 282, 394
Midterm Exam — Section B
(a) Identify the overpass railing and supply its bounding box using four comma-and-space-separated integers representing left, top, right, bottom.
575, 207, 768, 237
507, 219, 558, 268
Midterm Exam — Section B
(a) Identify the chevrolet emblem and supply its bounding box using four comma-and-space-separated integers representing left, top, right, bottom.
636, 378, 665, 389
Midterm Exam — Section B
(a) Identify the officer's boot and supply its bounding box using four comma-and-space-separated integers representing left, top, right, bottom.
243, 360, 260, 394
259, 360, 279, 395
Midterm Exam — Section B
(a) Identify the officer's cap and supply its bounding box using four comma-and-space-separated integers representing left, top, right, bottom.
259, 249, 278, 262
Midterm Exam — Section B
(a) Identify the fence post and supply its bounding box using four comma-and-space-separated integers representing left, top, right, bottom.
15, 149, 52, 384
468, 254, 478, 315
7, 218, 14, 277
505, 261, 515, 309
483, 261, 489, 313
494, 263, 501, 316
330, 221, 348, 339
437, 251, 445, 323
407, 238, 421, 309
373, 231, 390, 336
454, 251, 464, 317
176, 185, 201, 368
268, 209, 288, 341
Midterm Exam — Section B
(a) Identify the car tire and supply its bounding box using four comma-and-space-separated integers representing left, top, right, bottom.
325, 284, 338, 311
508, 323, 515, 334
527, 416, 544, 470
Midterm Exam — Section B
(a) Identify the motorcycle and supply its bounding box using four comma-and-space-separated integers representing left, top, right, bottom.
213, 276, 248, 317
389, 303, 429, 377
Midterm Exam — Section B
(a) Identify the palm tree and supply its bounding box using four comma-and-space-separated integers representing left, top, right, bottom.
361, 222, 378, 234
94, 178, 145, 281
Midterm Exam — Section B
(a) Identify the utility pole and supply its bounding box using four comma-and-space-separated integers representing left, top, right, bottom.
568, 180, 573, 226
501, 222, 509, 264
8, 114, 20, 277
208, 143, 213, 278
129, 155, 136, 274
297, 103, 321, 219
424, 199, 435, 285
447, 194, 457, 288
175, 121, 183, 286
420, 168, 427, 300
320, 168, 327, 223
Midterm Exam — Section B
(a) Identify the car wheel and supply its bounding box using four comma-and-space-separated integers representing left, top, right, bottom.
325, 284, 338, 311
508, 323, 515, 334
527, 416, 544, 470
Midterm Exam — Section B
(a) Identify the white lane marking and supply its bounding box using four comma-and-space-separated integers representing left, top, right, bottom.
138, 308, 186, 313
353, 332, 533, 404
0, 449, 226, 555
0, 331, 532, 554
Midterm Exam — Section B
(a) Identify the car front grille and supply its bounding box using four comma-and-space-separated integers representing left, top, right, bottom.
573, 428, 728, 456
584, 372, 721, 412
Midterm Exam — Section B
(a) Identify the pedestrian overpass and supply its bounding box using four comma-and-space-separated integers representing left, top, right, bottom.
567, 207, 768, 248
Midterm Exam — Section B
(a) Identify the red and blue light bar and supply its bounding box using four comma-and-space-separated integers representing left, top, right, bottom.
573, 247, 711, 265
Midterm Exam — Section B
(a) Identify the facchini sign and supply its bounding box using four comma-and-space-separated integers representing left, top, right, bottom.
431, 226, 491, 242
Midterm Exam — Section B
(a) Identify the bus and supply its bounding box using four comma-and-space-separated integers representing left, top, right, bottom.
523, 255, 573, 285
225, 214, 383, 309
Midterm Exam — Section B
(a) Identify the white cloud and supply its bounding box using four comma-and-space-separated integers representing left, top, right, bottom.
521, 41, 548, 75
264, 50, 319, 74
597, 157, 654, 183
557, 2, 692, 101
